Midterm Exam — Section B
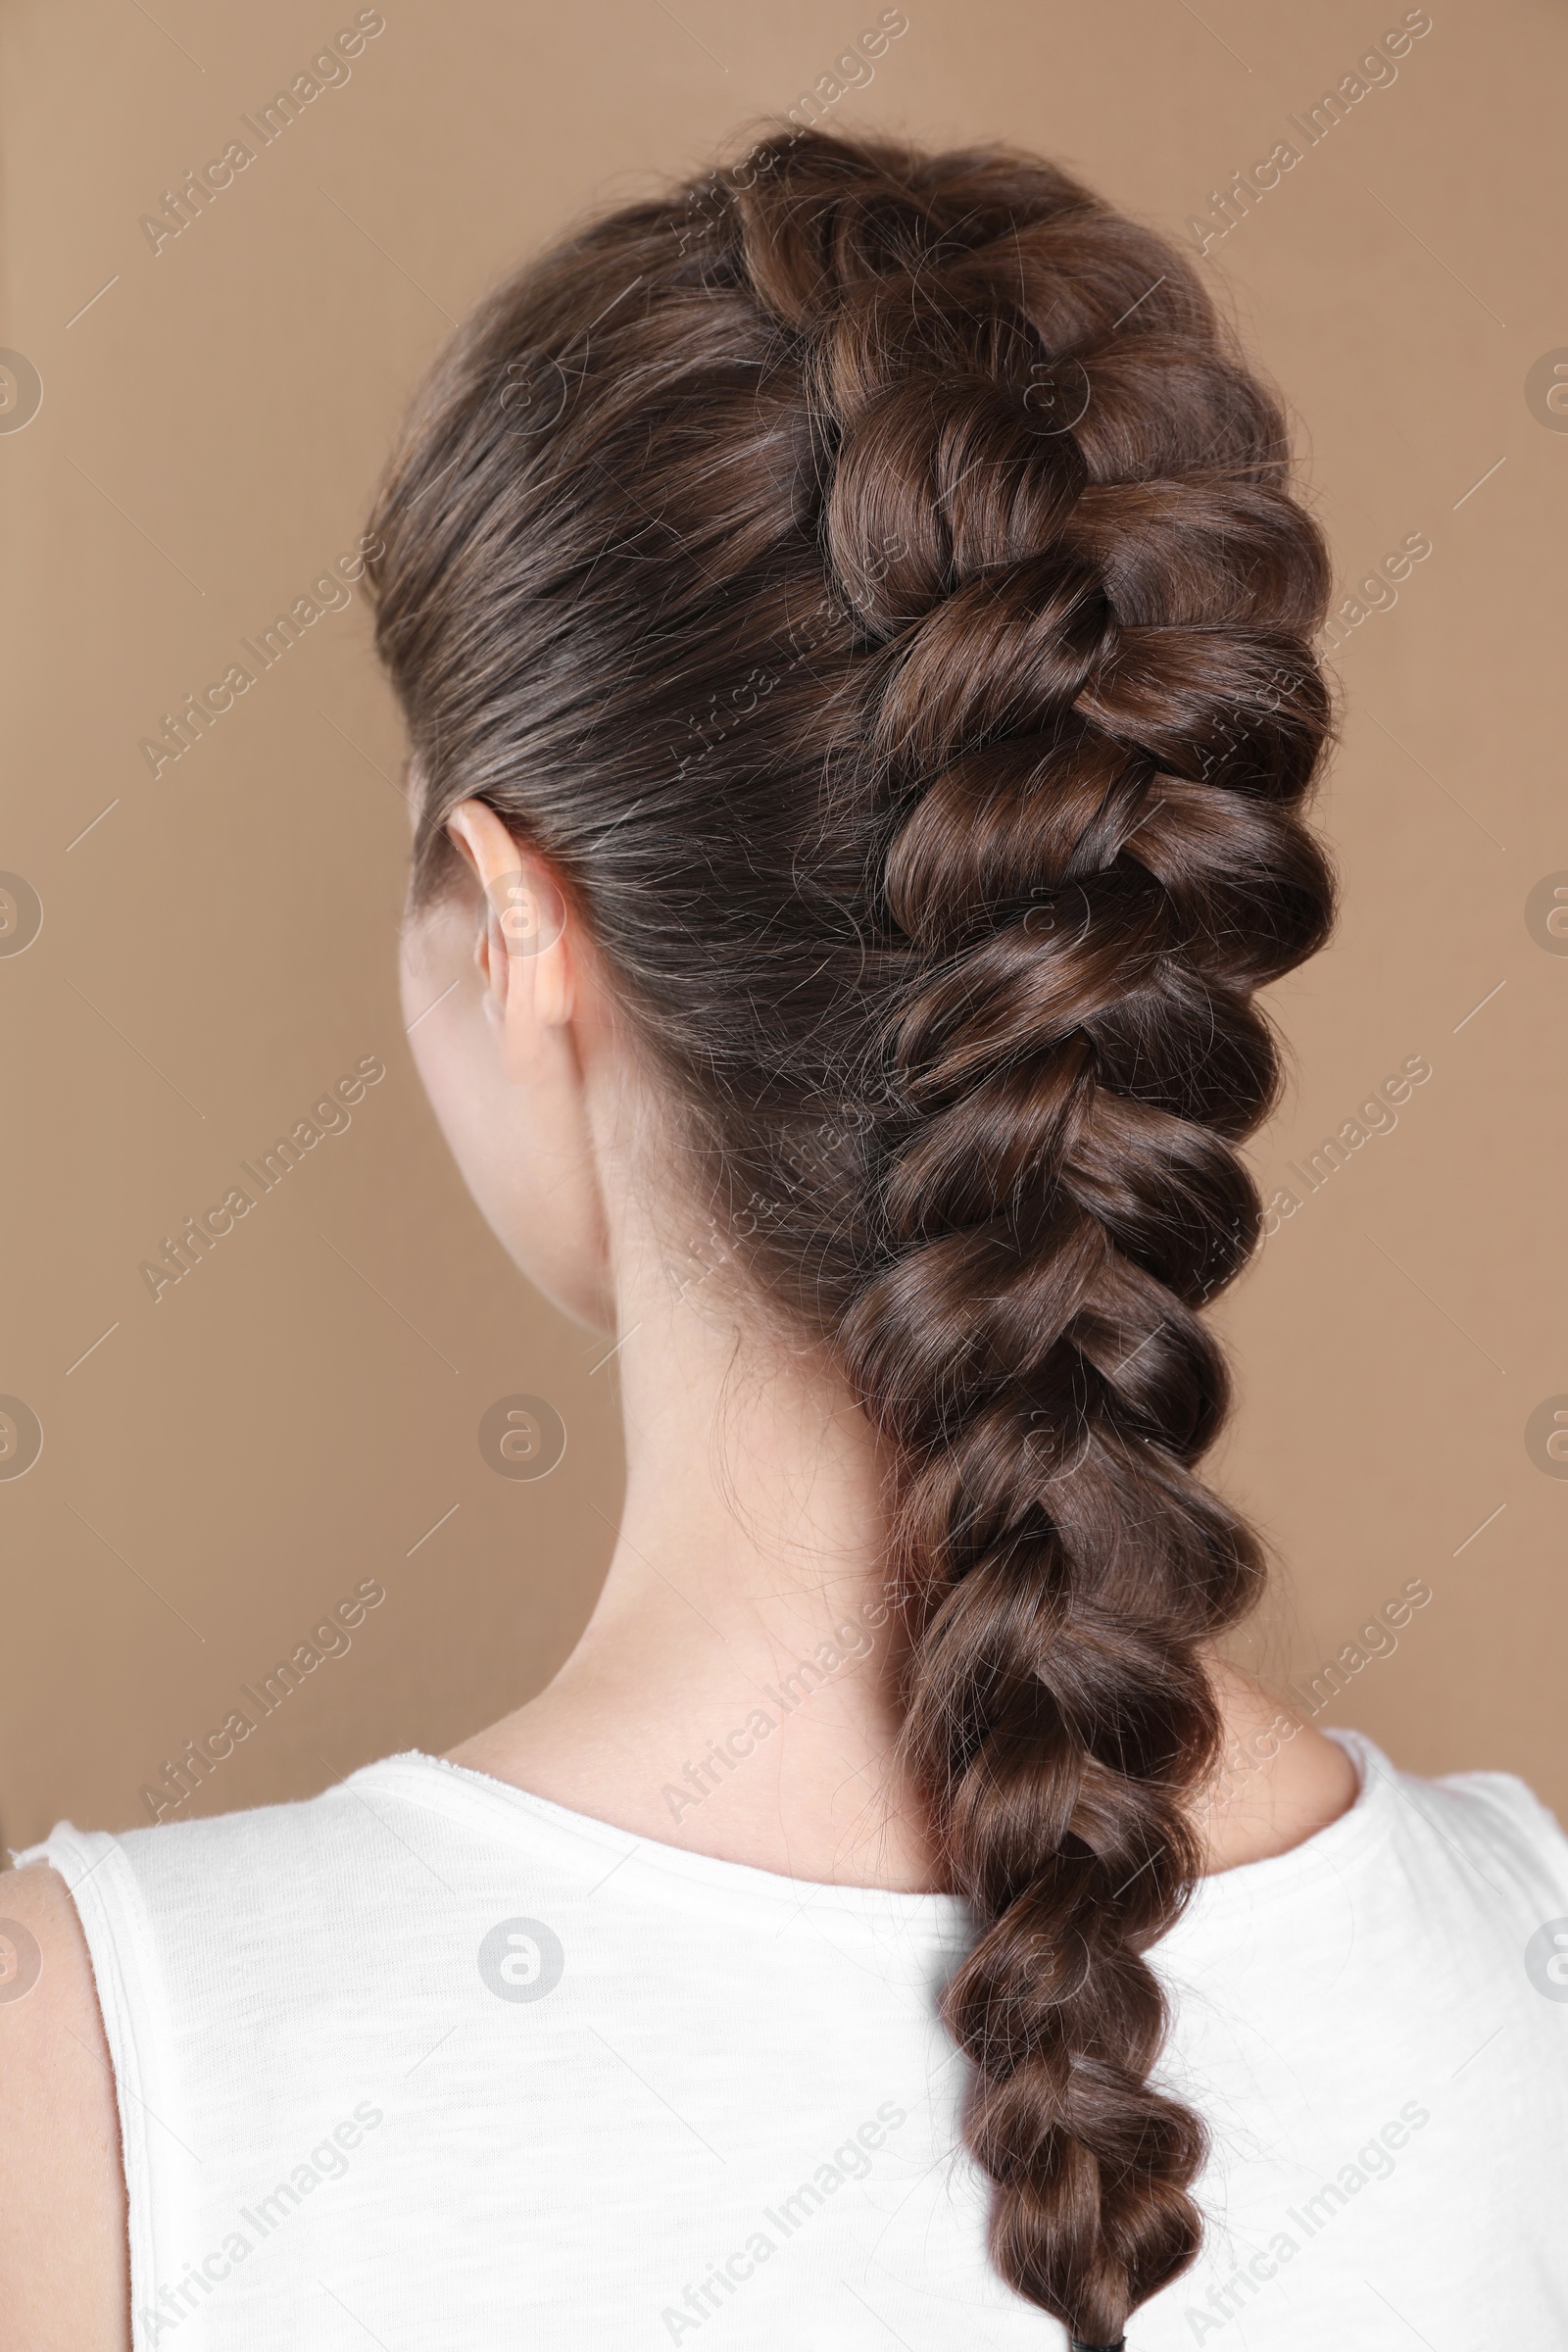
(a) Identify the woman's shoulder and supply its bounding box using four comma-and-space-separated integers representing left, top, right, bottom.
1176, 1721, 1568, 1993
0, 1761, 453, 2352
16, 1755, 480, 2005
1203, 1669, 1568, 1906
1409, 1743, 1568, 1917
1361, 1733, 1568, 1894
0, 1861, 129, 2351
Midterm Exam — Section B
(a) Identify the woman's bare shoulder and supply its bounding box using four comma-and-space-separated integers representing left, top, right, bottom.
0, 1863, 129, 2351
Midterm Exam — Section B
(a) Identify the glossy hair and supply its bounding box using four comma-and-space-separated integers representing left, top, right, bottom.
367, 128, 1334, 2343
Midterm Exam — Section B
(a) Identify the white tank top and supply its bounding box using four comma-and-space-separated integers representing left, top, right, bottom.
23, 1728, 1568, 2350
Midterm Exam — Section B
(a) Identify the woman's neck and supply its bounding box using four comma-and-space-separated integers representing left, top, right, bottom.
450, 1218, 1357, 1888
457, 1243, 939, 1887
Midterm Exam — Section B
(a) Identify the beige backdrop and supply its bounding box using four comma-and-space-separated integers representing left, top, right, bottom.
2, 0, 1564, 1847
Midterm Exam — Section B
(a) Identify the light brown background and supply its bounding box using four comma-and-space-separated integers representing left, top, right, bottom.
2, 0, 1563, 1847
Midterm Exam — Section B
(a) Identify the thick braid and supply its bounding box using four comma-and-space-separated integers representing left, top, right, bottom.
370, 126, 1337, 2347
730, 142, 1335, 2341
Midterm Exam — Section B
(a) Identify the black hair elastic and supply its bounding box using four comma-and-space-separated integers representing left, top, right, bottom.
1070, 2338, 1126, 2351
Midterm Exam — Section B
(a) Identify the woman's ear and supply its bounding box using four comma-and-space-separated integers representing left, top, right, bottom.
444, 800, 575, 1070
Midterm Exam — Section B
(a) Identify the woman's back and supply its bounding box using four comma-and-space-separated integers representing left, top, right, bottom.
20, 1730, 1568, 2348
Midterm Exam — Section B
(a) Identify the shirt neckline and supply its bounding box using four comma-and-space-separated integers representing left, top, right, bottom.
1160, 1725, 1396, 1949
354, 1724, 1389, 1937
360, 1746, 971, 1936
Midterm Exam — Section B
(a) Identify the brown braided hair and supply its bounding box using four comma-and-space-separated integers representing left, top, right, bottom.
367, 128, 1335, 2344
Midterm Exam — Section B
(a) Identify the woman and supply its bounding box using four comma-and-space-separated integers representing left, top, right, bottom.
5, 129, 1566, 2351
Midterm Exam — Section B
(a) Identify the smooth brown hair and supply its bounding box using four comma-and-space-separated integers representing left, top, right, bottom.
368, 128, 1334, 2344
